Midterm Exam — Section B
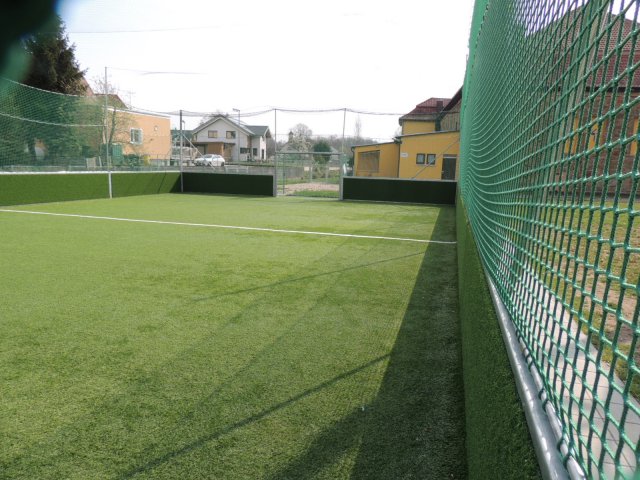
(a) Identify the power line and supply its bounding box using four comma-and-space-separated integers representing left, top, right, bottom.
273, 107, 404, 116
68, 25, 221, 34
143, 107, 403, 118
107, 67, 205, 76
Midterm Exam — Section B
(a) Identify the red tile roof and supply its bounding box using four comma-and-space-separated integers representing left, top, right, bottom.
542, 7, 640, 90
406, 97, 451, 115
399, 97, 452, 125
590, 13, 640, 89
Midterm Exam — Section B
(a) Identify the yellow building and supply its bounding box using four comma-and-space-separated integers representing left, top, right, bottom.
353, 88, 461, 180
107, 106, 172, 165
349, 141, 400, 177
95, 94, 172, 167
398, 130, 459, 180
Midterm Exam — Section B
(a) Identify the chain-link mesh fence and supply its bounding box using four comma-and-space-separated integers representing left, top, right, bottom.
274, 152, 344, 197
460, 0, 639, 477
0, 77, 104, 170
0, 76, 405, 199
178, 107, 398, 197
0, 77, 176, 172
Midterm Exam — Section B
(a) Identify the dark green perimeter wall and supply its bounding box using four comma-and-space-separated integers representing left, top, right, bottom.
0, 172, 275, 206
456, 191, 541, 479
0, 173, 111, 205
342, 177, 456, 204
181, 172, 274, 196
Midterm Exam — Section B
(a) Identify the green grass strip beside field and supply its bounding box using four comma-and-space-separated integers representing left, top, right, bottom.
456, 194, 541, 480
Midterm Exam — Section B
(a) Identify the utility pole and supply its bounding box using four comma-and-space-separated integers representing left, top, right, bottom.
105, 66, 112, 199
233, 108, 240, 162
274, 108, 278, 196
179, 109, 184, 193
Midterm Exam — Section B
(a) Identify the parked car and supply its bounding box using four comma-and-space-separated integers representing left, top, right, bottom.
194, 154, 225, 167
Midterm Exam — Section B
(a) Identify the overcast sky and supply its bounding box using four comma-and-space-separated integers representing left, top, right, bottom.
58, 0, 476, 141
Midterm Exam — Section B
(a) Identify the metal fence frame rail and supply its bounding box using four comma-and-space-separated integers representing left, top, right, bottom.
486, 272, 586, 480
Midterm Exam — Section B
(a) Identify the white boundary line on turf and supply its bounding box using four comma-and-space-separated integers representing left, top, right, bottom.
0, 208, 457, 245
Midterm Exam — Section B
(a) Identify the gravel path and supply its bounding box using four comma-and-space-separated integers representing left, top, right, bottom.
283, 182, 339, 194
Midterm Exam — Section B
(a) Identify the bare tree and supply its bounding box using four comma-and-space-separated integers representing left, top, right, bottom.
91, 75, 137, 162
198, 110, 227, 126
288, 123, 313, 151
354, 115, 362, 141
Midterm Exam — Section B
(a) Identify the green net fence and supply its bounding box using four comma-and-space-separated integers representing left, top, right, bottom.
0, 78, 177, 171
460, 0, 640, 477
0, 78, 105, 170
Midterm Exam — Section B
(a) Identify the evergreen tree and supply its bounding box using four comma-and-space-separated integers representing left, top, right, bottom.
312, 140, 331, 163
312, 140, 332, 177
19, 15, 90, 163
22, 14, 86, 94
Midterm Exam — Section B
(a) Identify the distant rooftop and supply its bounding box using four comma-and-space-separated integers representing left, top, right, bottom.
408, 97, 451, 115
399, 97, 451, 124
246, 125, 271, 138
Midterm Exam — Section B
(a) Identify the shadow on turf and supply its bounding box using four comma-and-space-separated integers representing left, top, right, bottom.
267, 208, 467, 480
190, 251, 427, 303
118, 209, 467, 480
118, 355, 390, 479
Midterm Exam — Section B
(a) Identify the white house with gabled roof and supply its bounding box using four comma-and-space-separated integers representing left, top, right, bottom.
191, 115, 271, 162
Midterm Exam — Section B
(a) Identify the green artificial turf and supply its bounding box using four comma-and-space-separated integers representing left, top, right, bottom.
1, 194, 465, 479
456, 194, 541, 479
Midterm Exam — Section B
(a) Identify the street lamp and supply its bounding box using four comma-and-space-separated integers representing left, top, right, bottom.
232, 108, 240, 162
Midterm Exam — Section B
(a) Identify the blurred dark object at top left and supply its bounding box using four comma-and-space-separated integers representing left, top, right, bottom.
0, 0, 58, 79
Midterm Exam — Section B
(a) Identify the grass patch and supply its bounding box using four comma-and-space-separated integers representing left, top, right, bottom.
573, 299, 640, 400
456, 194, 541, 479
534, 195, 640, 402
1, 194, 465, 479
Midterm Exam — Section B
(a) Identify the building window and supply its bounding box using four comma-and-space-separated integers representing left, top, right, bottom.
130, 128, 143, 145
417, 153, 436, 165
359, 150, 380, 173
252, 148, 258, 156
226, 131, 236, 139
208, 130, 218, 138
240, 147, 249, 154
